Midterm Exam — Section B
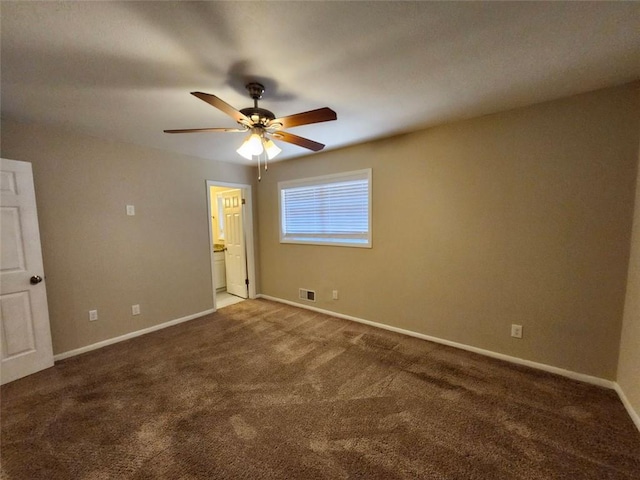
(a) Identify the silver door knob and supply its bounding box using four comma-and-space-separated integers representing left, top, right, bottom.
30, 275, 43, 285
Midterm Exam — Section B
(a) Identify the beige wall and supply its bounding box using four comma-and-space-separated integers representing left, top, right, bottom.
258, 83, 640, 380
618, 133, 640, 421
1, 120, 257, 355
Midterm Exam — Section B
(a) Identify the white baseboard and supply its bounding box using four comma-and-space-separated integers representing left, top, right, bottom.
614, 383, 640, 432
257, 294, 616, 390
53, 309, 215, 362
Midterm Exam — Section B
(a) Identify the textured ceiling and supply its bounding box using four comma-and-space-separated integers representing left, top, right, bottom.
2, 1, 639, 165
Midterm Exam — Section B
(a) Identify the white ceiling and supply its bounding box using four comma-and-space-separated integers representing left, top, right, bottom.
2, 1, 639, 166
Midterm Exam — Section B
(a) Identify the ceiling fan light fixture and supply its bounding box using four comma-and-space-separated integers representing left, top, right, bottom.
235, 140, 253, 160
236, 131, 264, 159
246, 131, 264, 155
264, 138, 282, 160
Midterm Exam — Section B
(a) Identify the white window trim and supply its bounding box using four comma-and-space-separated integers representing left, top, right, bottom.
278, 168, 372, 248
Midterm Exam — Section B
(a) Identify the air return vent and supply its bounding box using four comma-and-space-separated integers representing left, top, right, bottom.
299, 288, 316, 302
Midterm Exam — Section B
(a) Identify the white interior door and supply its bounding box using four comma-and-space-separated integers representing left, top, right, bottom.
222, 189, 248, 298
0, 158, 54, 385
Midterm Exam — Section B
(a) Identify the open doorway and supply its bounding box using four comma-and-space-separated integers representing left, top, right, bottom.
206, 181, 257, 310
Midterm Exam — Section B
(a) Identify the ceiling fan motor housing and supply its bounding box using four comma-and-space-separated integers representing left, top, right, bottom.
241, 83, 277, 127
240, 107, 276, 127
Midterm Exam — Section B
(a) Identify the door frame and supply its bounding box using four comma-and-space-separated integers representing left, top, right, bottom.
206, 180, 256, 310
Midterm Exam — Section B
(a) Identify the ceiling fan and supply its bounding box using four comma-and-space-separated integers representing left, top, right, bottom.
164, 83, 337, 175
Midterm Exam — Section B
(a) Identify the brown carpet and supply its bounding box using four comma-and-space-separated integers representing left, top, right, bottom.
1, 299, 639, 479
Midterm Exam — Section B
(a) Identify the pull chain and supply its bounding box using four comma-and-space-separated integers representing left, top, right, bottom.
257, 153, 261, 181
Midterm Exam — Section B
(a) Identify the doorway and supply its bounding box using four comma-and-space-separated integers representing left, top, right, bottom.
206, 181, 256, 310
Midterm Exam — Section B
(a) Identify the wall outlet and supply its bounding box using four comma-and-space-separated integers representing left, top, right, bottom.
126, 205, 135, 216
132, 304, 140, 315
332, 290, 339, 300
89, 309, 98, 321
511, 324, 523, 339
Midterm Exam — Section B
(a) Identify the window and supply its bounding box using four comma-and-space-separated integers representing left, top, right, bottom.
279, 169, 371, 247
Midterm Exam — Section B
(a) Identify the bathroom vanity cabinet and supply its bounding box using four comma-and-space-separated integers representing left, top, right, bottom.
214, 251, 226, 289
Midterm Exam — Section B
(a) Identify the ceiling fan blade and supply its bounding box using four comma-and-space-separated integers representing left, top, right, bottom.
271, 107, 337, 129
164, 127, 247, 134
271, 131, 325, 152
191, 92, 251, 125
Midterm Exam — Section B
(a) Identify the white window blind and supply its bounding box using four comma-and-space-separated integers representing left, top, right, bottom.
279, 169, 371, 247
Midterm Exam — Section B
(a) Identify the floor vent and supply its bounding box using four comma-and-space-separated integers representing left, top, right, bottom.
299, 288, 316, 302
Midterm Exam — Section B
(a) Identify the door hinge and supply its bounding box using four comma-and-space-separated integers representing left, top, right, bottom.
241, 198, 246, 205
245, 278, 249, 286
